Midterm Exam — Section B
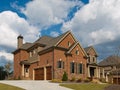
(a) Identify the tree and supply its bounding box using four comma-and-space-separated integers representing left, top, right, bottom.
114, 46, 120, 84
4, 61, 12, 79
0, 66, 7, 80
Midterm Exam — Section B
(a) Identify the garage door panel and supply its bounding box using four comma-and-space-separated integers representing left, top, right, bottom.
46, 66, 52, 80
113, 78, 120, 84
35, 68, 44, 80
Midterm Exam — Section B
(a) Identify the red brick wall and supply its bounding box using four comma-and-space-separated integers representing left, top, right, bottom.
14, 50, 29, 79
67, 44, 87, 79
54, 49, 67, 79
29, 63, 38, 79
39, 51, 53, 67
53, 44, 87, 80
57, 33, 75, 49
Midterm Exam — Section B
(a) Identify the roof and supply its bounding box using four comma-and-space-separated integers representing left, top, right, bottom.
110, 69, 120, 75
38, 31, 71, 53
20, 43, 33, 49
84, 46, 98, 56
13, 31, 71, 53
98, 55, 120, 67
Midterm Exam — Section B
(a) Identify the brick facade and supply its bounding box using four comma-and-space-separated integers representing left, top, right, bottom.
13, 31, 98, 80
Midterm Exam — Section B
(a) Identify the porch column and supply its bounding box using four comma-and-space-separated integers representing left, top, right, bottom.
96, 67, 98, 78
44, 67, 46, 80
102, 68, 105, 78
22, 64, 24, 77
33, 69, 35, 80
98, 67, 100, 78
106, 72, 108, 82
88, 66, 90, 77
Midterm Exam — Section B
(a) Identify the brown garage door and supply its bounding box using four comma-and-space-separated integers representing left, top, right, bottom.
46, 66, 52, 80
35, 68, 44, 80
113, 78, 120, 84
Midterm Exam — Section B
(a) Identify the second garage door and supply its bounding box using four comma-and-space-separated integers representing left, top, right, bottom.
35, 68, 44, 80
46, 66, 52, 80
113, 78, 120, 84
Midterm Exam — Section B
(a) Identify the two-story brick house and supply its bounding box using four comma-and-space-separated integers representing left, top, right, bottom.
13, 31, 99, 80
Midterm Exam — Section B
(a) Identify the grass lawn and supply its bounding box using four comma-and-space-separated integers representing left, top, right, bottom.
60, 83, 110, 90
0, 83, 25, 90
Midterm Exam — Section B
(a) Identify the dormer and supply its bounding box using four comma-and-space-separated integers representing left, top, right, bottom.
84, 46, 98, 64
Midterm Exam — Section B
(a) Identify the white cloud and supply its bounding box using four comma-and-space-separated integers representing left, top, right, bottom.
0, 11, 39, 48
0, 50, 13, 61
22, 0, 83, 28
50, 31, 59, 37
62, 0, 120, 46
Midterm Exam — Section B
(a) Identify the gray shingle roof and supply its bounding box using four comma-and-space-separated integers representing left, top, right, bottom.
98, 55, 120, 66
20, 42, 33, 50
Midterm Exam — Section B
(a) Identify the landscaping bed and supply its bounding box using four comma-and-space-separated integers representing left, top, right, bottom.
60, 83, 109, 90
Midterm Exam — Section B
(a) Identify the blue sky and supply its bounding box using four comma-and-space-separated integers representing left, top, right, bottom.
0, 0, 120, 66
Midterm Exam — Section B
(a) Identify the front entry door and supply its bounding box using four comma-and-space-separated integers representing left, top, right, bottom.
24, 65, 29, 77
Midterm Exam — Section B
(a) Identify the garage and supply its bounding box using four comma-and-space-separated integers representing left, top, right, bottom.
46, 66, 52, 80
113, 78, 120, 84
35, 68, 44, 80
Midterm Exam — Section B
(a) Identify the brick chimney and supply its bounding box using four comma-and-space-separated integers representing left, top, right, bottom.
17, 35, 23, 48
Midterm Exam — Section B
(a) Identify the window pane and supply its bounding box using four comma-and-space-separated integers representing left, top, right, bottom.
70, 62, 75, 73
57, 61, 62, 68
79, 64, 82, 74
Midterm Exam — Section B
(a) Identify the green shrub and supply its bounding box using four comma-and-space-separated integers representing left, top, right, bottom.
70, 77, 76, 82
51, 79, 62, 83
99, 78, 106, 83
76, 78, 82, 82
84, 78, 91, 83
62, 71, 68, 81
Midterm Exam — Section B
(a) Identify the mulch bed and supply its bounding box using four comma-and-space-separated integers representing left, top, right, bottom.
104, 84, 120, 90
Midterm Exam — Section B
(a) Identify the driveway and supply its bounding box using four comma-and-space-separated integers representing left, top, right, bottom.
0, 80, 72, 90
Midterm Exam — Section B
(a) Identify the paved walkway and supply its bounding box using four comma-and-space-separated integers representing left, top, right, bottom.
0, 80, 72, 90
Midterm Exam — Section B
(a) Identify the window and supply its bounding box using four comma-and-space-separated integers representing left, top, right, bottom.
93, 57, 95, 62
75, 50, 79, 55
30, 52, 32, 57
25, 68, 28, 73
70, 62, 75, 73
68, 41, 71, 47
88, 57, 90, 63
82, 64, 85, 74
33, 50, 36, 54
78, 63, 83, 74
57, 61, 64, 69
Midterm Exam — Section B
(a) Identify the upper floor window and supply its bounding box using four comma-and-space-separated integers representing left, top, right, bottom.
68, 41, 71, 47
93, 57, 96, 63
33, 50, 36, 54
70, 62, 75, 73
88, 57, 90, 63
30, 52, 32, 57
75, 49, 79, 55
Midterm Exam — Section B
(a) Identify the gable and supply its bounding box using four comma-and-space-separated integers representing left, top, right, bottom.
56, 32, 76, 49
67, 42, 87, 57
88, 47, 98, 56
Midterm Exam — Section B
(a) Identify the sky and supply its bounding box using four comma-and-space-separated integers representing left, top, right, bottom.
0, 0, 120, 66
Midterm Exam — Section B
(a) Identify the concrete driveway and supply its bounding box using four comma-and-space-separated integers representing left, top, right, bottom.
0, 80, 72, 90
